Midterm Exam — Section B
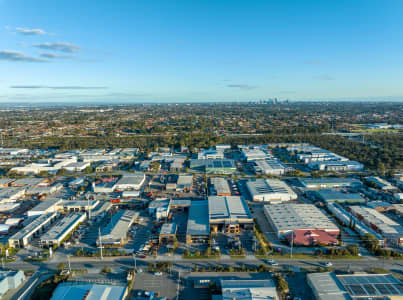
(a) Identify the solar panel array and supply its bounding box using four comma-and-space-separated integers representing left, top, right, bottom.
338, 274, 403, 297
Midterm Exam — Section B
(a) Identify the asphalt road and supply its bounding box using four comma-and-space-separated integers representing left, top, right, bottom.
6, 256, 403, 274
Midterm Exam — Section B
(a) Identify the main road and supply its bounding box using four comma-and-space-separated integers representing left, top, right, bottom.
5, 255, 403, 274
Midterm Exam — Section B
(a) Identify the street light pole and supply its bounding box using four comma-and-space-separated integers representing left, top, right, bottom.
98, 227, 103, 260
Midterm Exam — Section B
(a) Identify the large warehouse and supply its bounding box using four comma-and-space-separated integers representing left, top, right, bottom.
208, 196, 253, 234
264, 204, 339, 239
247, 179, 297, 202
210, 177, 231, 196
314, 189, 366, 204
9, 213, 58, 248
349, 206, 403, 247
190, 159, 237, 174
114, 173, 145, 191
253, 159, 289, 176
186, 200, 209, 245
307, 272, 403, 300
300, 177, 363, 190
40, 213, 86, 248
97, 210, 138, 247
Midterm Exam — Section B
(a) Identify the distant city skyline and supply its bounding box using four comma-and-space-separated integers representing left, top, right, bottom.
1, 0, 403, 103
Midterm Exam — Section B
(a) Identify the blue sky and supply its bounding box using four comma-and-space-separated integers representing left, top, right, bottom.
0, 0, 402, 103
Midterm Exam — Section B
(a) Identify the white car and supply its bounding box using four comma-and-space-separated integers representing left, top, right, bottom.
324, 262, 333, 267
154, 272, 163, 276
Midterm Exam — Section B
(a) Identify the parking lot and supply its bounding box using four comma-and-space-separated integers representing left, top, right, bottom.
131, 272, 178, 300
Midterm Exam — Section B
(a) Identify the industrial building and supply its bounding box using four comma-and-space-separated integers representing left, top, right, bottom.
0, 178, 15, 187
62, 161, 90, 172
92, 177, 119, 193
10, 158, 77, 175
365, 176, 396, 191
0, 271, 25, 298
148, 198, 171, 220
97, 210, 138, 247
0, 202, 20, 213
307, 160, 364, 172
27, 199, 61, 216
40, 213, 86, 248
27, 199, 99, 216
215, 144, 231, 151
186, 200, 209, 244
220, 279, 279, 300
314, 189, 366, 204
307, 272, 403, 300
208, 196, 253, 234
197, 148, 224, 159
25, 183, 64, 196
176, 174, 193, 192
9, 213, 58, 248
327, 203, 385, 246
57, 200, 99, 213
349, 206, 403, 247
190, 159, 237, 174
263, 204, 339, 239
300, 177, 362, 190
51, 282, 128, 300
210, 177, 231, 196
241, 148, 269, 161
253, 159, 289, 176
114, 173, 146, 191
0, 187, 25, 203
246, 179, 297, 202
10, 177, 45, 187
159, 223, 177, 244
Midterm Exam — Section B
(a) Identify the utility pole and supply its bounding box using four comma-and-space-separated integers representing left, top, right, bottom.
290, 231, 294, 258
87, 196, 91, 219
176, 270, 181, 300
67, 255, 71, 274
98, 227, 103, 260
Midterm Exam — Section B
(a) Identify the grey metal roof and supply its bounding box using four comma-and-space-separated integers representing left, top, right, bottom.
264, 204, 338, 232
221, 279, 279, 300
301, 177, 362, 187
116, 173, 145, 185
10, 213, 57, 240
29, 198, 61, 212
208, 196, 252, 222
247, 179, 293, 195
40, 213, 85, 242
186, 201, 209, 236
315, 189, 365, 202
177, 175, 193, 186
307, 272, 351, 300
210, 177, 231, 195
160, 223, 177, 235
100, 210, 138, 242
11, 178, 44, 186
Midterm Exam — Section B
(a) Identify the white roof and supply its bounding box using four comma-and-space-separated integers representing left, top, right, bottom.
264, 204, 339, 232
221, 280, 279, 300
247, 179, 296, 197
